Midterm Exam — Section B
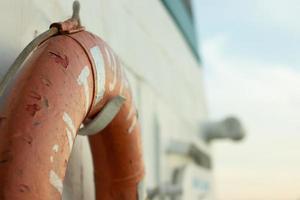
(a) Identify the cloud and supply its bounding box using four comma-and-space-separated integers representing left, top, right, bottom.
202, 34, 300, 200
202, 34, 300, 129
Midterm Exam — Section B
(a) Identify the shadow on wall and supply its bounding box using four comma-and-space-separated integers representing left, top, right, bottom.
0, 42, 20, 79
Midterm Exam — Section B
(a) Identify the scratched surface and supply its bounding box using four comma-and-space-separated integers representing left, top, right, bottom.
0, 0, 211, 199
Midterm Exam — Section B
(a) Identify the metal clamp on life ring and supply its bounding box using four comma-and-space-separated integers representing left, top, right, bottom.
78, 95, 126, 136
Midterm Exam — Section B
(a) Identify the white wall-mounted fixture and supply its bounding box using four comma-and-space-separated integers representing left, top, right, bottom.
203, 116, 245, 142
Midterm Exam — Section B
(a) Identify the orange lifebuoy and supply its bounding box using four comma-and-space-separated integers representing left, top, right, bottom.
0, 3, 145, 199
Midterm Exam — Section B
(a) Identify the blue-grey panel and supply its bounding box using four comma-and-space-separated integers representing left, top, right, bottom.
161, 0, 200, 62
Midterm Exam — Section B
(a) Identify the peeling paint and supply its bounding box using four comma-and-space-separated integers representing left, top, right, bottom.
49, 170, 63, 194
19, 184, 30, 193
29, 91, 42, 100
52, 144, 59, 153
119, 80, 124, 95
26, 104, 41, 116
90, 46, 106, 104
63, 112, 75, 152
49, 51, 69, 69
108, 49, 117, 91
0, 28, 144, 199
104, 47, 111, 67
63, 112, 76, 136
119, 67, 125, 95
127, 105, 135, 120
41, 77, 52, 87
66, 127, 73, 150
77, 66, 90, 113
128, 117, 137, 134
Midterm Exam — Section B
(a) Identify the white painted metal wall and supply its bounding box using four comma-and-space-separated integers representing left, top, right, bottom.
0, 0, 212, 199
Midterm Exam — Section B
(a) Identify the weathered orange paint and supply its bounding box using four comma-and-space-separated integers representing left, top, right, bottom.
0, 20, 144, 199
70, 32, 145, 199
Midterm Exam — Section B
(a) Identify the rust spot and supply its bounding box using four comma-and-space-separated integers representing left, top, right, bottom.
19, 184, 30, 193
33, 121, 41, 126
49, 51, 69, 69
26, 104, 41, 116
29, 91, 42, 101
0, 159, 9, 164
41, 77, 52, 87
0, 117, 6, 127
43, 98, 49, 108
22, 136, 33, 145
16, 169, 23, 176
0, 150, 12, 164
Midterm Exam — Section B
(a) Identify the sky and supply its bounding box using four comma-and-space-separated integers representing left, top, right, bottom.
193, 1, 300, 199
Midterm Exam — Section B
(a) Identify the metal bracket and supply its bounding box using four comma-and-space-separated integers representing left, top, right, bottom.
78, 96, 126, 136
0, 1, 82, 96
0, 28, 58, 96
147, 183, 182, 199
167, 140, 212, 169
50, 1, 84, 34
202, 116, 245, 142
